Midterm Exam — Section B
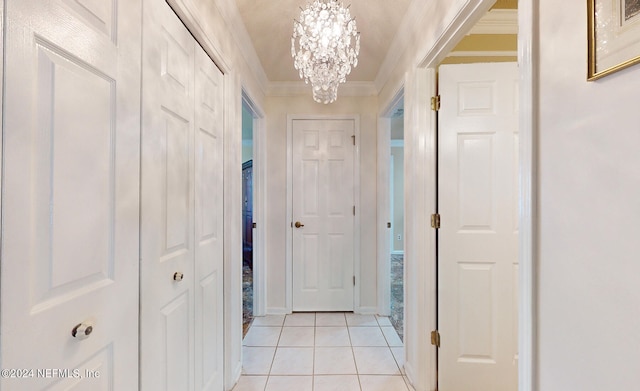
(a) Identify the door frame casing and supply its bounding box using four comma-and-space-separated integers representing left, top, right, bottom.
378, 0, 536, 390
285, 114, 361, 313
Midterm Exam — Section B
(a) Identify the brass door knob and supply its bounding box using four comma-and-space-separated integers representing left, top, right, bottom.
294, 221, 305, 228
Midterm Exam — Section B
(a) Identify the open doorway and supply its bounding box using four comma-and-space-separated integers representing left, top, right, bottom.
241, 101, 254, 336
389, 101, 405, 341
378, 90, 406, 347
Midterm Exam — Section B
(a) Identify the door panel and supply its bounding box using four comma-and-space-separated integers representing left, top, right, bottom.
141, 1, 224, 390
292, 119, 354, 311
438, 62, 519, 391
1, 0, 141, 388
194, 44, 224, 391
141, 0, 195, 389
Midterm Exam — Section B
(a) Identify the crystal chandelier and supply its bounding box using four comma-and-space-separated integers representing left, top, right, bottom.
291, 0, 360, 104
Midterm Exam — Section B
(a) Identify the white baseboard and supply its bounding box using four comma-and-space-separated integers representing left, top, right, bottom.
225, 361, 242, 391
404, 361, 418, 391
355, 306, 378, 315
265, 307, 291, 315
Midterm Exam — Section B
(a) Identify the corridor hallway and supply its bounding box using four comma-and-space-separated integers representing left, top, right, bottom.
234, 313, 413, 391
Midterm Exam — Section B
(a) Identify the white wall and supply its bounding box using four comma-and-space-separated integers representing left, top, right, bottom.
264, 94, 379, 313
537, 0, 640, 388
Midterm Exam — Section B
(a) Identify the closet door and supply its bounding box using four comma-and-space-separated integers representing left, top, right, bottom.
140, 1, 225, 390
194, 45, 224, 391
140, 0, 196, 389
1, 0, 141, 389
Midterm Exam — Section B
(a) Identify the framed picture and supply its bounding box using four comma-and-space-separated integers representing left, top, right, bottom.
588, 0, 640, 80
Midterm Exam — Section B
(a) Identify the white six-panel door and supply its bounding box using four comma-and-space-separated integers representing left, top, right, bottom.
292, 119, 355, 311
438, 62, 519, 391
140, 0, 224, 389
193, 42, 225, 391
1, 0, 141, 389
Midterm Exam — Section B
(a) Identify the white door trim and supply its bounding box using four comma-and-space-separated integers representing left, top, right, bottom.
241, 89, 267, 317
515, 2, 537, 390
399, 1, 536, 390
286, 114, 361, 313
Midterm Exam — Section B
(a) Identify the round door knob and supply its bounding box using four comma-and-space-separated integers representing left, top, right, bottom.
294, 221, 305, 228
173, 272, 184, 281
71, 323, 93, 340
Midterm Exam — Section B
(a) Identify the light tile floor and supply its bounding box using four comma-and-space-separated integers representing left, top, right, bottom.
233, 312, 414, 391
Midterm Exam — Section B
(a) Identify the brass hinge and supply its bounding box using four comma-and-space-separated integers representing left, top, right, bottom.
431, 95, 441, 111
430, 213, 441, 229
353, 276, 356, 286
352, 135, 356, 145
431, 330, 441, 347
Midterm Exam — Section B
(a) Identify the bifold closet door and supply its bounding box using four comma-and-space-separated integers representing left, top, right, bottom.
140, 0, 224, 389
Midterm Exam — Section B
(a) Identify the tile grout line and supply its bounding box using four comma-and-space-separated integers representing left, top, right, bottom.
312, 312, 316, 391
263, 319, 285, 391
346, 313, 364, 391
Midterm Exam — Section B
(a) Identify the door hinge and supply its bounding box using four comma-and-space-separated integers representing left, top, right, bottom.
353, 276, 356, 286
387, 222, 391, 228
431, 330, 441, 347
431, 95, 441, 111
353, 206, 356, 216
252, 222, 257, 229
352, 135, 356, 145
430, 213, 441, 229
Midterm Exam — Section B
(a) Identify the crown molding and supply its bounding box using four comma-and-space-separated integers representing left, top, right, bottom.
468, 9, 518, 34
268, 81, 377, 97
448, 50, 518, 57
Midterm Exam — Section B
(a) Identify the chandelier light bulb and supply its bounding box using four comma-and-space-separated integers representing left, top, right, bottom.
292, 0, 360, 104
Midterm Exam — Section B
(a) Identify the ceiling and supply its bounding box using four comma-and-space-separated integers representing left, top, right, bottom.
235, 0, 414, 82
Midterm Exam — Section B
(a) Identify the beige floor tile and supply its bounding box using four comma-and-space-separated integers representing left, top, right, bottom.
251, 315, 285, 327
375, 316, 393, 327
352, 347, 401, 375
314, 347, 357, 375
284, 313, 316, 326
278, 326, 315, 347
381, 326, 403, 347
359, 375, 409, 391
349, 327, 387, 346
232, 376, 268, 391
390, 347, 405, 374
316, 312, 347, 326
346, 314, 378, 327
265, 375, 313, 391
270, 347, 314, 375
242, 347, 275, 375
314, 375, 361, 391
315, 326, 351, 347
243, 326, 281, 346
